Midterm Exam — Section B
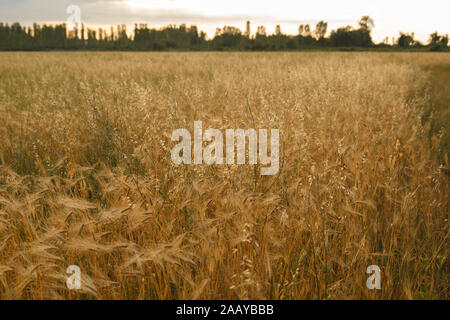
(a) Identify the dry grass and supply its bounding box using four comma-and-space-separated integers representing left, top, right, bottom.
0, 52, 448, 300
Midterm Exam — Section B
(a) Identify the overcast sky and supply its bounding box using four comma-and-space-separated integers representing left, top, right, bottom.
0, 0, 448, 43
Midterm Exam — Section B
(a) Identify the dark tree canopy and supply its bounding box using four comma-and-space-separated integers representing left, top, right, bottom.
0, 17, 447, 51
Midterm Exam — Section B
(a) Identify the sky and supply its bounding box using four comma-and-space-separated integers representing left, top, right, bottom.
0, 0, 449, 43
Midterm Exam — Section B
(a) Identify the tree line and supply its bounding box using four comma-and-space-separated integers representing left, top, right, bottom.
0, 17, 448, 51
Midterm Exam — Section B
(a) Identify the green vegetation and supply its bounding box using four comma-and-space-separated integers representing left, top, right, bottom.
0, 17, 448, 51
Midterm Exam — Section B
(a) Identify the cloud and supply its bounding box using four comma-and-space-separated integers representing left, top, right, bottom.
0, 0, 123, 23
0, 0, 351, 26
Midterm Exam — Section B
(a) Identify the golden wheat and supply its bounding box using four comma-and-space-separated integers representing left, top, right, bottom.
0, 52, 448, 299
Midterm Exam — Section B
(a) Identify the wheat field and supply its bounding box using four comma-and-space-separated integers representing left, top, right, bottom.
0, 52, 448, 299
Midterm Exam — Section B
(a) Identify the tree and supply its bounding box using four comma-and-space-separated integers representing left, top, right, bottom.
304, 24, 311, 37
256, 26, 267, 37
275, 25, 282, 36
329, 25, 373, 47
358, 16, 374, 31
314, 21, 328, 39
429, 32, 448, 50
0, 19, 446, 52
397, 32, 414, 48
213, 26, 243, 49
245, 21, 251, 38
